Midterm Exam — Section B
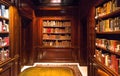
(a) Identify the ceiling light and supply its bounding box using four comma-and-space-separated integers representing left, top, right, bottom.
50, 0, 61, 3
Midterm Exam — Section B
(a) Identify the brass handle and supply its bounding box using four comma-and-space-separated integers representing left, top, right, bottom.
0, 68, 3, 72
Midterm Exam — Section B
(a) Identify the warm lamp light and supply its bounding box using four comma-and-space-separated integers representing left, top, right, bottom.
50, 0, 61, 3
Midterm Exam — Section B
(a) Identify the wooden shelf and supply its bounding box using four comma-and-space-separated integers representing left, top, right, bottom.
43, 39, 71, 41
43, 26, 71, 28
94, 0, 120, 75
42, 18, 72, 48
92, 58, 119, 76
96, 9, 120, 20
96, 31, 120, 34
0, 31, 9, 34
0, 3, 10, 67
43, 32, 71, 34
96, 0, 111, 7
0, 45, 9, 48
37, 46, 77, 49
0, 16, 9, 20
96, 45, 120, 57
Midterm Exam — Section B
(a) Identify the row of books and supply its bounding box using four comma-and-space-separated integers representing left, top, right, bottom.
95, 50, 120, 74
43, 34, 71, 40
43, 20, 71, 27
0, 48, 9, 61
43, 40, 71, 47
43, 27, 71, 33
96, 0, 120, 17
96, 38, 120, 53
0, 20, 9, 32
0, 4, 9, 18
96, 17, 120, 32
0, 37, 9, 47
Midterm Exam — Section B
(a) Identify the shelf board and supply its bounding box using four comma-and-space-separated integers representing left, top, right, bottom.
0, 45, 9, 48
43, 32, 71, 34
92, 58, 119, 76
36, 46, 78, 49
43, 39, 71, 40
96, 0, 111, 7
43, 26, 71, 28
0, 31, 9, 34
96, 45, 120, 56
96, 31, 120, 34
0, 16, 9, 20
96, 9, 120, 20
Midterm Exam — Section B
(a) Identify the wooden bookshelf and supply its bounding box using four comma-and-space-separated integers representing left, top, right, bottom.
95, 9, 120, 20
96, 31, 120, 34
0, 0, 21, 76
94, 0, 120, 75
96, 45, 120, 56
36, 16, 78, 62
0, 4, 10, 62
42, 18, 72, 47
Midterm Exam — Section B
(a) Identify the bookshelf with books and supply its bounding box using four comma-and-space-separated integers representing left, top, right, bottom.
36, 16, 78, 62
0, 1, 20, 76
94, 0, 120, 75
0, 4, 10, 64
42, 19, 72, 47
0, 2, 12, 76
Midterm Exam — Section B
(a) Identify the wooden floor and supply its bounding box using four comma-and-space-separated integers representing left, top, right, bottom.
21, 63, 87, 76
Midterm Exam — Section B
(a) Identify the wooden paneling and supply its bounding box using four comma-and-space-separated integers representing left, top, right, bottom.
35, 6, 78, 17
78, 0, 100, 66
18, 0, 34, 19
9, 6, 21, 58
36, 48, 78, 62
20, 16, 33, 65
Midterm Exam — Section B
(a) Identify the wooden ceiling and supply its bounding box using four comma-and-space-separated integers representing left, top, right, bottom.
30, 0, 80, 6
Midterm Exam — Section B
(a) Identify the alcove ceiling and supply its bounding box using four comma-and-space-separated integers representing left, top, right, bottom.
30, 0, 80, 6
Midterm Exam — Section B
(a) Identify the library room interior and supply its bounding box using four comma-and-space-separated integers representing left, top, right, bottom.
0, 0, 120, 76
